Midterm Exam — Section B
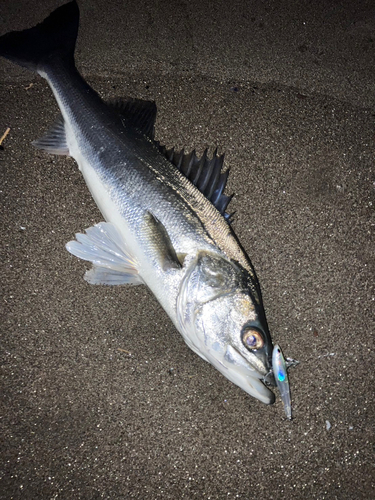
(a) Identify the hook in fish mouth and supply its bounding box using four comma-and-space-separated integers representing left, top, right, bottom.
263, 368, 276, 387
216, 345, 275, 405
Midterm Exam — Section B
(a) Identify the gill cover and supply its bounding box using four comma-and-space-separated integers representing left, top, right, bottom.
177, 251, 275, 404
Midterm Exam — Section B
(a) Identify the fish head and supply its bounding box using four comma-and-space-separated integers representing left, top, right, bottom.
177, 251, 275, 405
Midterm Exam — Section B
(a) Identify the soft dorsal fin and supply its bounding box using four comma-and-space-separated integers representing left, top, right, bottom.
108, 98, 157, 139
156, 144, 234, 222
32, 97, 156, 155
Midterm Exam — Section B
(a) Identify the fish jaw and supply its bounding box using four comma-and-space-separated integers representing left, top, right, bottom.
194, 295, 275, 405
177, 251, 275, 405
218, 345, 275, 404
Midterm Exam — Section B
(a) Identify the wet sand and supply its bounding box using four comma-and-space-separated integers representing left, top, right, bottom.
1, 1, 374, 498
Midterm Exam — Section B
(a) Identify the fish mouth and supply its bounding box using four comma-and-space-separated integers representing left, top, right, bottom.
218, 345, 275, 405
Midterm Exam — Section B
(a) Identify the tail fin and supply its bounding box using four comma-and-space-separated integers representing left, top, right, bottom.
0, 1, 79, 72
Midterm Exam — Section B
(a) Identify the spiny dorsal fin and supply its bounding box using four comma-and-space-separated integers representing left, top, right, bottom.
108, 98, 157, 139
109, 97, 234, 220
156, 143, 234, 222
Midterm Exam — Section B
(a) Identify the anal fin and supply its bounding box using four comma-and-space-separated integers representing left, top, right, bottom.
66, 222, 142, 286
32, 114, 70, 155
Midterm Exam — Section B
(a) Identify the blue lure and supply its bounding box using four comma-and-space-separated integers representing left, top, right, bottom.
272, 345, 292, 419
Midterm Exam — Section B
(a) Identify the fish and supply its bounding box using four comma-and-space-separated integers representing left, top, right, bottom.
0, 1, 295, 413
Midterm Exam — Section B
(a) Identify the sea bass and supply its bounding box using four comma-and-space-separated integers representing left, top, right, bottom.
0, 1, 295, 415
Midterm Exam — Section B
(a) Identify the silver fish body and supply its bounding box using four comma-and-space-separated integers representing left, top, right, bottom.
0, 1, 289, 407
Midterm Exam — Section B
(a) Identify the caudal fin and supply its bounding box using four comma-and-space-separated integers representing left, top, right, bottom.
0, 1, 79, 72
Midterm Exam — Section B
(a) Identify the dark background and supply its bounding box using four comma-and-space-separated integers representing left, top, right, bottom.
1, 1, 374, 498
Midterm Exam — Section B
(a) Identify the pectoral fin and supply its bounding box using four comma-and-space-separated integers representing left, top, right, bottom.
143, 212, 182, 271
66, 222, 142, 285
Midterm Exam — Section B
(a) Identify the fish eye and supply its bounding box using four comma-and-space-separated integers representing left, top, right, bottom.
242, 328, 264, 350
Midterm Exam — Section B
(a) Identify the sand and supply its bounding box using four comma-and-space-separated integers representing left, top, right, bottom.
1, 1, 374, 498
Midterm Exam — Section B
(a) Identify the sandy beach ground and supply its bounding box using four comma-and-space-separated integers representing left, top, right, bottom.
1, 1, 374, 498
